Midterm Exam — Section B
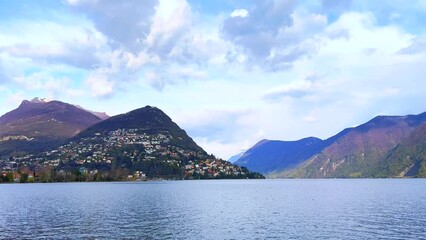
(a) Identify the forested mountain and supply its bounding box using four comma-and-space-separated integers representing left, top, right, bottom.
234, 112, 426, 178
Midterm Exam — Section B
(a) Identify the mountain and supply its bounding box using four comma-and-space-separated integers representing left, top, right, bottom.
234, 137, 327, 174
74, 106, 204, 152
3, 105, 264, 181
75, 105, 109, 120
232, 111, 426, 178
228, 150, 246, 163
0, 98, 103, 155
279, 112, 426, 178
371, 123, 426, 178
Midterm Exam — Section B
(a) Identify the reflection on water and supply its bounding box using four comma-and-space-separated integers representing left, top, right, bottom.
0, 179, 425, 239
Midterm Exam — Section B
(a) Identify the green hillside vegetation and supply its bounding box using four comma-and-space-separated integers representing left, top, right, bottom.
369, 123, 426, 178
263, 113, 426, 178
1, 105, 264, 182
75, 106, 204, 152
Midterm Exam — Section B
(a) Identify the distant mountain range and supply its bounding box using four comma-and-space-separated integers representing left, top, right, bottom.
0, 98, 106, 155
233, 112, 426, 178
234, 137, 326, 174
3, 97, 425, 179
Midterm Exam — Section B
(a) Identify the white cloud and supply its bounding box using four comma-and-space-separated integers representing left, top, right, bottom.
193, 10, 426, 158
262, 80, 314, 101
1, 1, 426, 161
123, 51, 160, 71
145, 0, 191, 54
230, 9, 249, 18
142, 64, 208, 91
66, 0, 158, 53
13, 72, 71, 93
398, 36, 426, 55
61, 0, 223, 95
220, 1, 331, 71
85, 68, 115, 97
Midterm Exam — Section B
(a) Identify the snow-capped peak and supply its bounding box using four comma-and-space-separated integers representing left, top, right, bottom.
30, 97, 51, 103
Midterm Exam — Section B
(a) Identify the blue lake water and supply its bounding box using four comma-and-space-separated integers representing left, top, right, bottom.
0, 179, 425, 239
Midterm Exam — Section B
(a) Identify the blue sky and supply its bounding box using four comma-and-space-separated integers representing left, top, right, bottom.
1, 0, 426, 159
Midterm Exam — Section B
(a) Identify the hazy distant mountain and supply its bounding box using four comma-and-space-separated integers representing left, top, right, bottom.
0, 98, 103, 155
232, 111, 426, 178
234, 137, 327, 174
279, 112, 426, 178
228, 151, 246, 163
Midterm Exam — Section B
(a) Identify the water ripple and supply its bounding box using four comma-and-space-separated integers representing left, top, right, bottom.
0, 179, 425, 239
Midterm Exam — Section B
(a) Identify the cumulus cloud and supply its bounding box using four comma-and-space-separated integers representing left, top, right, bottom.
0, 17, 107, 70
145, 0, 191, 59
143, 64, 208, 91
262, 80, 315, 101
1, 42, 101, 69
85, 68, 115, 97
122, 51, 160, 71
62, 0, 222, 95
2, 0, 426, 160
66, 0, 158, 53
397, 36, 426, 55
230, 9, 249, 18
10, 71, 79, 99
221, 1, 328, 71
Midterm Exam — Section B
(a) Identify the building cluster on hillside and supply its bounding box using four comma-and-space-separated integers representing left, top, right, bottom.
55, 128, 199, 164
184, 159, 246, 178
0, 135, 32, 141
1, 128, 251, 181
3, 129, 200, 166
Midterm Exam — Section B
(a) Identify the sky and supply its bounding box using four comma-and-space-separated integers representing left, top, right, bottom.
1, 0, 426, 159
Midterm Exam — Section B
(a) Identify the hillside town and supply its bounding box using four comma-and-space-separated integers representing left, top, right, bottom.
0, 128, 260, 182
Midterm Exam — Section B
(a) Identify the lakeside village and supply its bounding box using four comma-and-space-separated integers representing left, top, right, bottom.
0, 128, 260, 183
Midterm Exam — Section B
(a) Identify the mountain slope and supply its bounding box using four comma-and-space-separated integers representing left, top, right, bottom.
228, 151, 245, 163
371, 123, 426, 178
0, 98, 103, 155
74, 106, 205, 153
24, 105, 264, 180
75, 105, 109, 120
234, 137, 327, 174
283, 112, 426, 178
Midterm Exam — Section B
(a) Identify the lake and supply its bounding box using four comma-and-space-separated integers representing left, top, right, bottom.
0, 179, 425, 239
